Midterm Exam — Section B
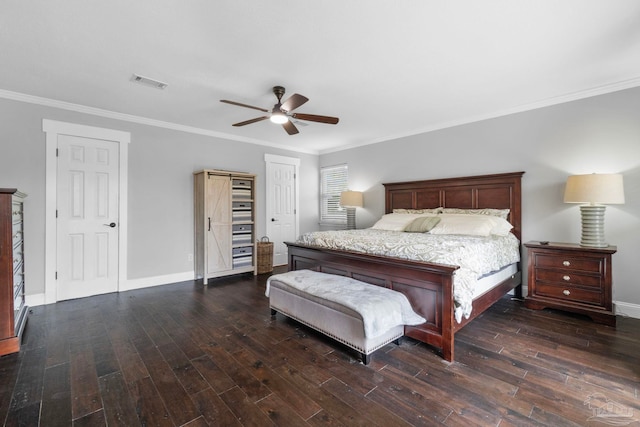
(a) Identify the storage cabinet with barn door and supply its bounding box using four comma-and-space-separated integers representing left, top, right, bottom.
194, 170, 256, 284
0, 188, 28, 356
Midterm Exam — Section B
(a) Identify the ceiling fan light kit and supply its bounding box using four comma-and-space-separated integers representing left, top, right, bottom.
220, 86, 339, 135
269, 110, 288, 124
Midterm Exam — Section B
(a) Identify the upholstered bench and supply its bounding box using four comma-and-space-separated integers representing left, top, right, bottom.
266, 269, 425, 364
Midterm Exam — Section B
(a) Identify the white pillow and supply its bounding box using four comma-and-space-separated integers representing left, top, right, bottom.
488, 216, 514, 236
371, 213, 437, 231
429, 214, 513, 236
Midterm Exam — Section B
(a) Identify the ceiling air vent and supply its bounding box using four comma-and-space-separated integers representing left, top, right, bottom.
130, 74, 168, 90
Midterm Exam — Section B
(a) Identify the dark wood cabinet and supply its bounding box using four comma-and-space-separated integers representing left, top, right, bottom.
524, 241, 616, 326
0, 188, 28, 355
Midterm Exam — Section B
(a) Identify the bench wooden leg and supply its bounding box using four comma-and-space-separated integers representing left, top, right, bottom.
362, 353, 370, 365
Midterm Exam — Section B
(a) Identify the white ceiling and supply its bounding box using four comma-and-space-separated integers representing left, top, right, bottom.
2, 1, 640, 154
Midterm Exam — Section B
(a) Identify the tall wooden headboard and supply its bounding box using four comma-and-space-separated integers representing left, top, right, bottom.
383, 171, 524, 241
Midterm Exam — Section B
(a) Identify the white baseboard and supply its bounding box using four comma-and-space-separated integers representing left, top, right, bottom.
120, 271, 195, 292
26, 271, 196, 307
25, 293, 46, 308
614, 301, 640, 320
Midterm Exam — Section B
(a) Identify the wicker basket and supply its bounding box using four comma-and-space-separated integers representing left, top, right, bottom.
256, 236, 274, 274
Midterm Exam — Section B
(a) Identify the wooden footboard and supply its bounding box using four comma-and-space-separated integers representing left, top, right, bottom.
286, 243, 522, 361
286, 242, 459, 361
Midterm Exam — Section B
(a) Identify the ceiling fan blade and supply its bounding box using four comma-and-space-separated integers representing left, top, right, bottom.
292, 113, 339, 125
280, 93, 309, 112
221, 99, 269, 113
232, 116, 269, 126
282, 120, 299, 135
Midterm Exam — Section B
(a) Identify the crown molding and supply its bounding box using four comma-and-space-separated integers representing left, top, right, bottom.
0, 89, 319, 155
3, 75, 639, 157
320, 76, 640, 154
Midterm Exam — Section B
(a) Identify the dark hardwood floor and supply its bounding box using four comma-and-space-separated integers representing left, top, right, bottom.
1, 266, 638, 426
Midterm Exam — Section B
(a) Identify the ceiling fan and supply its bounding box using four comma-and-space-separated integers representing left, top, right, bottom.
220, 86, 339, 135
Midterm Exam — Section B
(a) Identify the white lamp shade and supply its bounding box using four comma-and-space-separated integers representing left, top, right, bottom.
563, 173, 625, 205
340, 190, 363, 208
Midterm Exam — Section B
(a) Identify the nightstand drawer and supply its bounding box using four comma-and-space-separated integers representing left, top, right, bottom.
535, 283, 603, 306
534, 269, 602, 288
533, 254, 602, 273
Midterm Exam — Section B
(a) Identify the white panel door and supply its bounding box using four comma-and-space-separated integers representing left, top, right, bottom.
57, 134, 119, 300
267, 162, 297, 266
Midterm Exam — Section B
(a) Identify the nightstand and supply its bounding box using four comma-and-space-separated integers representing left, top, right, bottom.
524, 241, 616, 326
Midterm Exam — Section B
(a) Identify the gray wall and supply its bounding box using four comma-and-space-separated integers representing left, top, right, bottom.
2, 86, 638, 311
320, 87, 640, 309
0, 97, 319, 296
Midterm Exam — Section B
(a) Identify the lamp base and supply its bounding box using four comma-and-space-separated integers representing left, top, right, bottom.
579, 205, 608, 248
345, 207, 357, 230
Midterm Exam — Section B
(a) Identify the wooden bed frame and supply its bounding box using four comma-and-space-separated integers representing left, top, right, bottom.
285, 171, 524, 362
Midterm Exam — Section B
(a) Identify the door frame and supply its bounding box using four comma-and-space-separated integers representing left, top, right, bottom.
264, 154, 299, 266
43, 119, 130, 304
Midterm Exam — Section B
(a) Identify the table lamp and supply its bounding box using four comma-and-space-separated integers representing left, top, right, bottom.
563, 173, 624, 248
340, 190, 363, 230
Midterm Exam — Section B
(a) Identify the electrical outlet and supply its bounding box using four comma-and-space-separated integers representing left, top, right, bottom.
187, 253, 193, 262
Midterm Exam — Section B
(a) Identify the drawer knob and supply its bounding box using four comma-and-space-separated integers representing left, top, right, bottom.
563, 275, 571, 281
563, 289, 571, 296
562, 260, 571, 267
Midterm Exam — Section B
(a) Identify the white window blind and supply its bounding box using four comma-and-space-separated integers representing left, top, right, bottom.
320, 164, 348, 223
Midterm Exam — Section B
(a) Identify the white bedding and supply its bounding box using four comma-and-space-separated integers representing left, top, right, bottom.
266, 269, 426, 338
296, 229, 520, 322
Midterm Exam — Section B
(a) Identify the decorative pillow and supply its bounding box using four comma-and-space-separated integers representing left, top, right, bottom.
404, 216, 441, 233
371, 213, 436, 231
428, 214, 513, 236
393, 208, 443, 214
440, 208, 510, 220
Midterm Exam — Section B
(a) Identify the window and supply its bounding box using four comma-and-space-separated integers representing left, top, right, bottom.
320, 164, 348, 223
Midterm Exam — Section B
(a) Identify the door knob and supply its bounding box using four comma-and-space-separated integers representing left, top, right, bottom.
104, 222, 117, 228
271, 218, 278, 222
